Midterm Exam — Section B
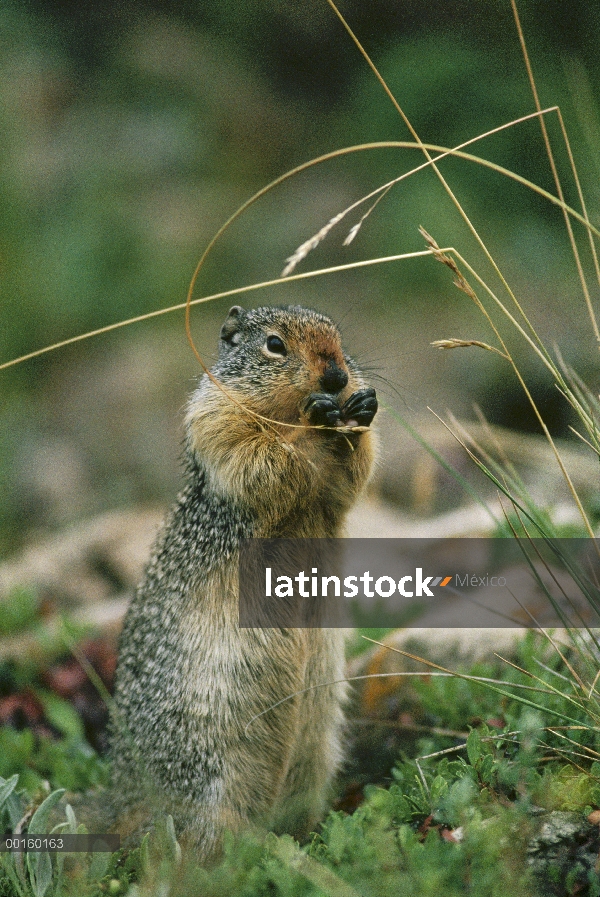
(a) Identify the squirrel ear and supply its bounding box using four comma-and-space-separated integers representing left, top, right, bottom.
220, 306, 246, 344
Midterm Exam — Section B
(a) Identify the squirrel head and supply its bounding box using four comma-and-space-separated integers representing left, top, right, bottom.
205, 304, 360, 423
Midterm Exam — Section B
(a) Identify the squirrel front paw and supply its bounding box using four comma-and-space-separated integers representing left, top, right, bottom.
304, 387, 378, 429
340, 387, 378, 427
304, 393, 343, 427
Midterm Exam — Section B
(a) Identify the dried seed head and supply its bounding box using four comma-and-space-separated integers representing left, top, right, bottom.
419, 227, 459, 273
343, 223, 362, 246
431, 338, 508, 359
282, 210, 347, 277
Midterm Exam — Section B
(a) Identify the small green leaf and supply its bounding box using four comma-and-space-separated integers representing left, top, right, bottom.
0, 774, 24, 828
430, 775, 449, 804
65, 803, 78, 833
0, 774, 19, 810
165, 814, 181, 866
88, 849, 110, 882
40, 693, 84, 740
466, 729, 483, 766
140, 831, 151, 874
480, 754, 495, 785
28, 848, 53, 897
28, 789, 66, 835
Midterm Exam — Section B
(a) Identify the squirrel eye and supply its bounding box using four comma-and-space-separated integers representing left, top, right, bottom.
266, 335, 287, 356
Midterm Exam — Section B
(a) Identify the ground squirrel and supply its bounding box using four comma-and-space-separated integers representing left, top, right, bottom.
110, 304, 378, 860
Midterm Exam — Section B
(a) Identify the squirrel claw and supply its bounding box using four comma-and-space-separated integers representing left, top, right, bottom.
305, 387, 377, 431
340, 387, 378, 428
304, 393, 343, 427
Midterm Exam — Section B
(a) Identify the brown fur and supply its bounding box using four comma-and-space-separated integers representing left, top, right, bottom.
110, 305, 377, 860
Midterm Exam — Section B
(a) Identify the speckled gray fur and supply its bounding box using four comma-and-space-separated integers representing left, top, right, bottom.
109, 305, 375, 858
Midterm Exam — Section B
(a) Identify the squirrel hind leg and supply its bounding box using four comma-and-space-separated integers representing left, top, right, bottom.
267, 763, 335, 842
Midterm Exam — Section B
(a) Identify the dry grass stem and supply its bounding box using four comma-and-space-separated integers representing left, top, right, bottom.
430, 339, 508, 359
421, 231, 599, 529
281, 208, 349, 277
282, 106, 566, 276
342, 184, 394, 246
325, 0, 551, 346
361, 636, 588, 727
244, 671, 453, 735
511, 0, 600, 342
0, 248, 436, 373
568, 427, 600, 457
3, 135, 598, 375
445, 412, 512, 496
472, 404, 523, 489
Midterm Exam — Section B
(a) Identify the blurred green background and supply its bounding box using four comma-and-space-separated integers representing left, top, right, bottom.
1, 0, 600, 552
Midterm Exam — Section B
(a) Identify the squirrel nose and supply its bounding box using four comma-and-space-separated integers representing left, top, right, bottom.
320, 361, 348, 394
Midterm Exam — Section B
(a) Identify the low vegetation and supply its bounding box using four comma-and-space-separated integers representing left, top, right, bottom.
2, 621, 600, 895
